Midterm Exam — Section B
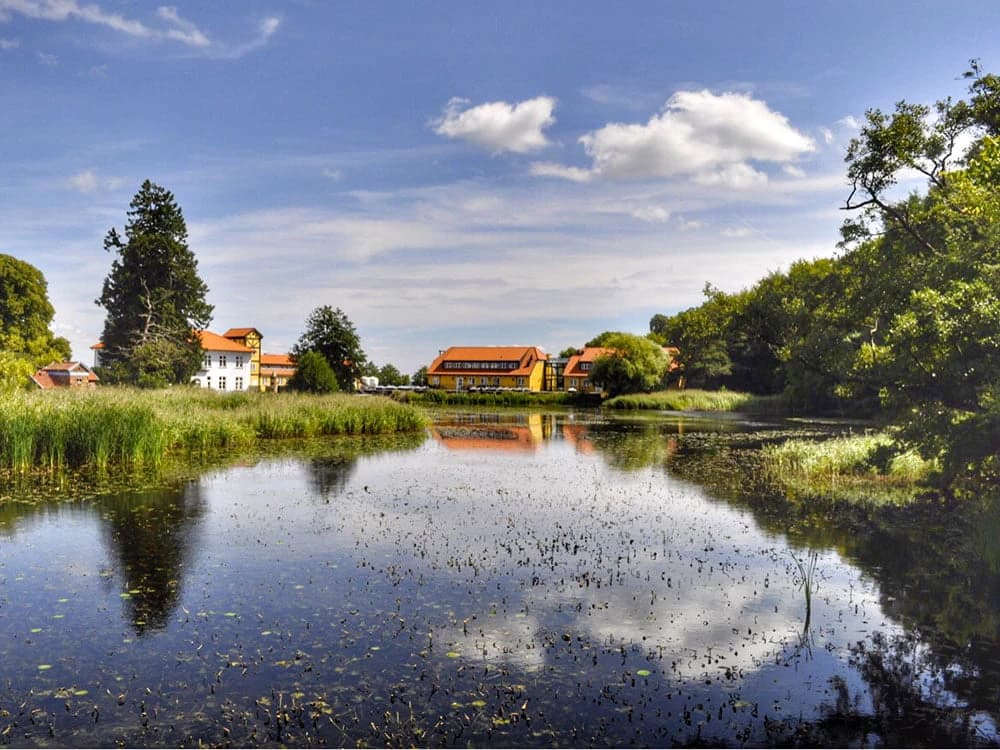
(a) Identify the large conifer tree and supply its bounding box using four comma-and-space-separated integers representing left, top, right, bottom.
97, 180, 213, 386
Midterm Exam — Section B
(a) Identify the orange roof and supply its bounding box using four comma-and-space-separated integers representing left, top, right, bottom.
261, 353, 295, 366
428, 346, 547, 376
30, 371, 56, 389
564, 347, 615, 378
223, 327, 261, 339
41, 361, 89, 373
91, 342, 105, 350
197, 330, 253, 353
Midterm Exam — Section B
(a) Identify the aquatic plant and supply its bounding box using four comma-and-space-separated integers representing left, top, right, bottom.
0, 389, 427, 475
604, 389, 786, 413
761, 432, 938, 500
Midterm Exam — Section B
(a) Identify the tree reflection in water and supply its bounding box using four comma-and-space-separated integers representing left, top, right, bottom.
98, 483, 205, 634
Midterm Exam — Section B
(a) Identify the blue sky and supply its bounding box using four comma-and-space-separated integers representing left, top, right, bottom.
2, 1, 999, 374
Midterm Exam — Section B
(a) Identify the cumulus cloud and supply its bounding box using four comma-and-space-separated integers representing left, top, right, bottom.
629, 205, 670, 223
533, 89, 814, 185
433, 95, 556, 153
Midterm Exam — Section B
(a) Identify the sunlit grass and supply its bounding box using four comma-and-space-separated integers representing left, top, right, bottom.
761, 432, 938, 501
0, 388, 427, 475
604, 389, 785, 412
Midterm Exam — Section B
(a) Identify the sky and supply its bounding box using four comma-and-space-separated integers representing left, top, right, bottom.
2, 0, 999, 374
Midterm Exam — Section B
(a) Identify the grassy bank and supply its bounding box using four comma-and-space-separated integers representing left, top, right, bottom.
760, 432, 938, 501
397, 389, 597, 408
0, 389, 427, 474
604, 389, 787, 413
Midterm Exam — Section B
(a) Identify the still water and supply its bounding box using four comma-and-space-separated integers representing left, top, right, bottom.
0, 410, 998, 747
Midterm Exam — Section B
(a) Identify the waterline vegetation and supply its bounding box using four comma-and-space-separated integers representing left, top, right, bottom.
0, 389, 427, 475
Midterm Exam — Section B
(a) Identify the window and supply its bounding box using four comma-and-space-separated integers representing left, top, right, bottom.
235, 377, 244, 390
203, 355, 212, 368
516, 377, 526, 387
430, 376, 440, 386
219, 355, 227, 368
205, 376, 211, 388
218, 376, 227, 390
580, 362, 592, 371
480, 377, 487, 385
235, 356, 244, 368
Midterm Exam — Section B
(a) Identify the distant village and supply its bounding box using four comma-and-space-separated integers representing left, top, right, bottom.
32, 327, 677, 396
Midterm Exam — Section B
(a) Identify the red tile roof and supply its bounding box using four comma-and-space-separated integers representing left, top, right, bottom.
30, 371, 56, 389
261, 353, 295, 367
197, 330, 254, 353
427, 346, 547, 376
564, 347, 615, 378
223, 327, 262, 339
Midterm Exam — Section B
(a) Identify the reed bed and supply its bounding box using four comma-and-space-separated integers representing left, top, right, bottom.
0, 389, 427, 475
761, 432, 937, 499
604, 389, 776, 412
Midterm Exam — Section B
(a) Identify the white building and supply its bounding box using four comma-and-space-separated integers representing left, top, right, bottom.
190, 330, 253, 391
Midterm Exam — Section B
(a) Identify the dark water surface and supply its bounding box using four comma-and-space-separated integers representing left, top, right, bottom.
0, 410, 998, 747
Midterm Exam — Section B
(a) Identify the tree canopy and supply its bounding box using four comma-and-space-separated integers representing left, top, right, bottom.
587, 332, 671, 397
96, 181, 213, 387
647, 62, 1000, 490
292, 306, 367, 391
0, 254, 71, 374
289, 350, 339, 393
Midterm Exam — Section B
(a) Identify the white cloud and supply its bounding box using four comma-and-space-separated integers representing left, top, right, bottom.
721, 226, 754, 238
433, 95, 556, 154
529, 161, 592, 182
629, 205, 670, 223
65, 169, 122, 193
0, 36, 18, 48
782, 164, 806, 178
534, 89, 815, 184
838, 115, 861, 131
693, 163, 769, 189
37, 49, 56, 64
0, 1, 280, 57
820, 127, 834, 145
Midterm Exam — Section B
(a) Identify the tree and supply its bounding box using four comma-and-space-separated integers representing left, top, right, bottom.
411, 365, 429, 387
587, 332, 670, 397
288, 350, 339, 393
649, 288, 733, 389
0, 254, 71, 368
826, 62, 1000, 487
377, 363, 409, 386
97, 180, 213, 386
292, 306, 367, 391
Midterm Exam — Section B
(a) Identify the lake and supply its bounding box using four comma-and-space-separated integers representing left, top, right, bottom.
0, 409, 998, 747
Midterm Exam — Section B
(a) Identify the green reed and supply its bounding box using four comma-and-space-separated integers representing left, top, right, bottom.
0, 388, 427, 475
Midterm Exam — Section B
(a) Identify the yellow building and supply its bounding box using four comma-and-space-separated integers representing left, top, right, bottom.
427, 346, 548, 391
222, 328, 263, 390
562, 346, 615, 393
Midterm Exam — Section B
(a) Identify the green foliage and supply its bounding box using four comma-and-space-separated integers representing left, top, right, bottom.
0, 352, 37, 393
376, 363, 409, 386
411, 365, 429, 387
289, 350, 339, 393
293, 306, 366, 392
97, 181, 212, 385
0, 254, 71, 367
650, 287, 733, 388
586, 332, 670, 397
0, 389, 426, 474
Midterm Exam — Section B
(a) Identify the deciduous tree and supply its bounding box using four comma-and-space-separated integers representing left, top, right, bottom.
292, 306, 367, 391
587, 332, 670, 397
0, 254, 71, 369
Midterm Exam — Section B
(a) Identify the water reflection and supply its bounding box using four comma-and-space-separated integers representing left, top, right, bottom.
98, 483, 205, 634
0, 411, 997, 746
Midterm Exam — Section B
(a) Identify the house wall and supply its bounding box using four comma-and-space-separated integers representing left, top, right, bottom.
430, 361, 545, 391
191, 348, 252, 391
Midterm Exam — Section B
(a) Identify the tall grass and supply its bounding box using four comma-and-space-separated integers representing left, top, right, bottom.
761, 432, 938, 500
0, 389, 427, 475
604, 389, 785, 412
